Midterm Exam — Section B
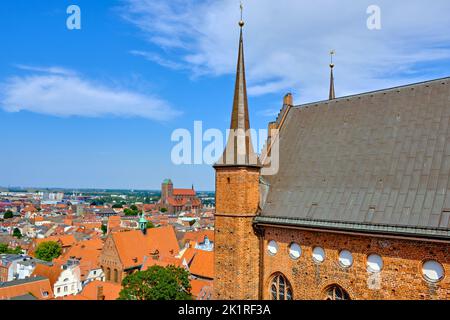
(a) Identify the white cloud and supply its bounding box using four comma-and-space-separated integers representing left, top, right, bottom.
14, 64, 77, 76
130, 50, 185, 70
0, 66, 180, 121
119, 0, 450, 103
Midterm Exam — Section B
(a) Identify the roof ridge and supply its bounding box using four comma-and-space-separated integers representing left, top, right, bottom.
294, 76, 450, 109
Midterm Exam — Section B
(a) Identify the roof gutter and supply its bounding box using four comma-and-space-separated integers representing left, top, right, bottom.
254, 216, 450, 243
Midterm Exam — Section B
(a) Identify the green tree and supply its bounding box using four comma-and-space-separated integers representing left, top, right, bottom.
34, 241, 62, 262
101, 224, 108, 235
146, 221, 155, 229
124, 208, 135, 216
0, 243, 23, 254
112, 204, 123, 209
130, 205, 139, 211
118, 265, 192, 300
13, 228, 22, 239
160, 208, 168, 213
3, 210, 14, 219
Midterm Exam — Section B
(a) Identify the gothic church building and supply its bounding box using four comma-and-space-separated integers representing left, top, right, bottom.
214, 18, 450, 300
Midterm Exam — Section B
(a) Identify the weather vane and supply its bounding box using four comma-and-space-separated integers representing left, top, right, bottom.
330, 50, 335, 68
239, 1, 244, 27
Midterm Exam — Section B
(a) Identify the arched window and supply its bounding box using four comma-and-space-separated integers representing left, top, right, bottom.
106, 267, 111, 281
324, 285, 350, 300
269, 274, 293, 300
114, 269, 119, 283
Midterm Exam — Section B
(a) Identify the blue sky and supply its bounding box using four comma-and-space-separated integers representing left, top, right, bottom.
1, 0, 450, 191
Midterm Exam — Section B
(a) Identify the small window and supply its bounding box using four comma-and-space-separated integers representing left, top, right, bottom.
339, 250, 353, 268
367, 254, 383, 273
312, 247, 325, 263
422, 260, 444, 283
64, 286, 68, 292
57, 287, 61, 293
289, 243, 301, 260
267, 240, 279, 256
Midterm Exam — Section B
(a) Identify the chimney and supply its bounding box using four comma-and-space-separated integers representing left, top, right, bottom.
97, 285, 105, 300
283, 93, 293, 106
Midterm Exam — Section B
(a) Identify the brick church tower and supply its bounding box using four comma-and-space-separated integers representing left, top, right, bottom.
213, 15, 262, 300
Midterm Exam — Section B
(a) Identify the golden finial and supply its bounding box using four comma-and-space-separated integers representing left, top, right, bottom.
239, 1, 245, 27
329, 50, 335, 68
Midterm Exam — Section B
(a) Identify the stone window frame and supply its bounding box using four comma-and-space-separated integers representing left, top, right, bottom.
323, 284, 351, 300
267, 240, 279, 256
366, 253, 384, 274
268, 273, 293, 301
288, 242, 302, 260
338, 249, 354, 269
312, 246, 326, 264
420, 259, 445, 284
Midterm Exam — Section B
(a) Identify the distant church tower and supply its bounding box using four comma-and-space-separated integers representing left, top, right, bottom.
213, 7, 262, 300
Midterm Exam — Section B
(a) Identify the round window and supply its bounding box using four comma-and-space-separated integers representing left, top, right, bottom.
267, 240, 278, 256
339, 250, 353, 268
422, 260, 444, 282
312, 247, 325, 263
367, 254, 383, 273
289, 243, 302, 260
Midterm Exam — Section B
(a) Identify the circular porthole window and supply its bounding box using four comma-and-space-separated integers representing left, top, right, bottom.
367, 254, 383, 273
339, 250, 353, 268
422, 260, 444, 283
312, 247, 325, 263
267, 240, 279, 256
289, 243, 302, 260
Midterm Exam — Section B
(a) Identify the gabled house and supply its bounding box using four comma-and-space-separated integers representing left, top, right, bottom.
99, 225, 180, 284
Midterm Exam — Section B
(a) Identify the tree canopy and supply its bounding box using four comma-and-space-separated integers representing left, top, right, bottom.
13, 228, 22, 239
0, 243, 23, 254
118, 265, 192, 300
3, 210, 14, 219
34, 241, 62, 262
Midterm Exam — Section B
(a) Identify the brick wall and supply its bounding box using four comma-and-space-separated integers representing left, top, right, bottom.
262, 226, 450, 300
214, 166, 261, 299
99, 236, 124, 284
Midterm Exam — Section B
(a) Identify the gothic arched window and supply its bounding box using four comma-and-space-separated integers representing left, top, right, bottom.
269, 274, 293, 300
106, 267, 111, 281
324, 285, 350, 300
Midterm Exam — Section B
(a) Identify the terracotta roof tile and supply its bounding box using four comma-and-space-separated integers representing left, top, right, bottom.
0, 277, 54, 300
112, 226, 180, 269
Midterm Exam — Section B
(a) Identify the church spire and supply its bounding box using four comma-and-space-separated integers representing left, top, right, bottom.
215, 2, 260, 167
329, 50, 336, 100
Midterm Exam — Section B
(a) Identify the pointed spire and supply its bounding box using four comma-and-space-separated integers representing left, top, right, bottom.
215, 3, 260, 167
329, 50, 336, 100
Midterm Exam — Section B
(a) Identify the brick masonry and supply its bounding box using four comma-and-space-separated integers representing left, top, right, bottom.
99, 236, 124, 284
262, 226, 450, 300
214, 166, 261, 299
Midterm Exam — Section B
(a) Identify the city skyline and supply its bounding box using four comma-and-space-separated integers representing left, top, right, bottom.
2, 0, 450, 191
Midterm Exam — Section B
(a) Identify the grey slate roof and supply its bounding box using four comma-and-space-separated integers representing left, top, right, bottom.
259, 77, 450, 239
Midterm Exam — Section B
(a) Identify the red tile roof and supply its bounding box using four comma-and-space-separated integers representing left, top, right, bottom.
0, 277, 54, 300
173, 189, 196, 196
111, 226, 180, 269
